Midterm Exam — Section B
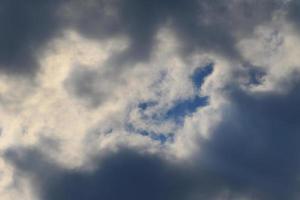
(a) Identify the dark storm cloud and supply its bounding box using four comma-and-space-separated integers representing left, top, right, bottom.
287, 0, 300, 31
0, 0, 285, 76
69, 0, 282, 63
200, 83, 300, 200
0, 0, 66, 76
6, 146, 264, 200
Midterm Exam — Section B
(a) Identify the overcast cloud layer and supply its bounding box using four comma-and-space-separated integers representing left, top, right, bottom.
1, 0, 300, 199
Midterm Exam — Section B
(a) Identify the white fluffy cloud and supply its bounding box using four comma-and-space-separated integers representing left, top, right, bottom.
238, 13, 300, 93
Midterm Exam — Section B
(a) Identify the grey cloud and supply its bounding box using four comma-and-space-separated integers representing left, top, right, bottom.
68, 0, 283, 63
64, 67, 107, 107
287, 1, 300, 31
0, 0, 66, 76
4, 147, 251, 200
0, 0, 288, 77
64, 66, 123, 107
199, 83, 300, 200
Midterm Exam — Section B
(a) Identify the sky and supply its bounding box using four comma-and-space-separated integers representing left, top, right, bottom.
1, 0, 300, 199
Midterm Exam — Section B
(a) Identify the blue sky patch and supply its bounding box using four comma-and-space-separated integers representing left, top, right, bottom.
129, 64, 213, 142
192, 63, 214, 89
164, 96, 209, 124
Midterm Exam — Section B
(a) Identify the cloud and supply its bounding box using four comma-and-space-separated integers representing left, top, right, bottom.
68, 0, 283, 62
287, 0, 300, 31
0, 0, 289, 76
2, 146, 261, 200
198, 84, 300, 200
0, 0, 66, 76
1, 1, 300, 200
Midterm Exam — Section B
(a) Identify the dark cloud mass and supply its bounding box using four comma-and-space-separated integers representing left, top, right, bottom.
0, 0, 284, 76
200, 84, 300, 200
0, 0, 65, 75
3, 147, 248, 200
71, 0, 281, 61
287, 0, 300, 30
